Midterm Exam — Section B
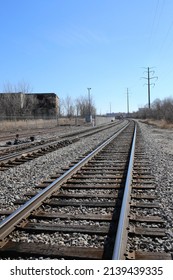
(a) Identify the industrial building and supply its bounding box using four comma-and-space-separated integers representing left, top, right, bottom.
0, 92, 59, 117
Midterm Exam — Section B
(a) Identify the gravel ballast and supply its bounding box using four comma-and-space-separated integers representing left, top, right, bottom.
0, 120, 172, 257
0, 122, 126, 211
129, 121, 173, 255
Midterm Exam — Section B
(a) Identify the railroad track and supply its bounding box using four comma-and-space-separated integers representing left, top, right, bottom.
0, 124, 85, 143
0, 120, 171, 260
0, 121, 124, 171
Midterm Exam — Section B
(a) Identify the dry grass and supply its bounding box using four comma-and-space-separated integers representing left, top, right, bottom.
139, 119, 173, 129
0, 119, 57, 131
0, 117, 86, 132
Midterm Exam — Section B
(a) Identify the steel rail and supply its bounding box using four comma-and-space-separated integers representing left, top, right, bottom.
0, 121, 130, 247
112, 122, 137, 260
0, 139, 70, 162
0, 120, 126, 163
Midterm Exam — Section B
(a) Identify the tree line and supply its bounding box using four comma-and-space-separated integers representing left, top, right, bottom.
133, 97, 173, 122
59, 94, 96, 118
0, 82, 96, 118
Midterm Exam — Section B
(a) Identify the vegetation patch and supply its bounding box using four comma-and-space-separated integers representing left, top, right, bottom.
139, 119, 173, 129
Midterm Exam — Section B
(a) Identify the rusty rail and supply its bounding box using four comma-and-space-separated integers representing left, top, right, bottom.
112, 123, 137, 259
0, 121, 130, 247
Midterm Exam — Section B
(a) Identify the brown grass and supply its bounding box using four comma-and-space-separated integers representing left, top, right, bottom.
139, 119, 173, 129
0, 117, 86, 132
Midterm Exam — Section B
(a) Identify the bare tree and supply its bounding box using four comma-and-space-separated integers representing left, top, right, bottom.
162, 97, 173, 122
75, 96, 88, 117
134, 96, 173, 123
63, 95, 75, 117
75, 95, 96, 118
1, 81, 33, 116
151, 98, 163, 119
58, 98, 65, 117
3, 80, 33, 94
0, 92, 21, 116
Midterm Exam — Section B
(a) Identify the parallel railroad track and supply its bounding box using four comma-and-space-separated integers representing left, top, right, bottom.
0, 120, 171, 260
0, 120, 125, 171
0, 124, 89, 143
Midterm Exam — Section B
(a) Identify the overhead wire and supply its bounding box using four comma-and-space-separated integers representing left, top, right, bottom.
147, 0, 166, 65
154, 0, 173, 80
148, 0, 160, 45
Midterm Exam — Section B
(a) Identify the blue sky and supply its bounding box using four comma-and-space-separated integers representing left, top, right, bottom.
0, 0, 173, 114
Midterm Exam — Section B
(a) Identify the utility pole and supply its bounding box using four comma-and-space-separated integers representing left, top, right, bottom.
87, 87, 91, 122
126, 88, 129, 115
141, 67, 158, 108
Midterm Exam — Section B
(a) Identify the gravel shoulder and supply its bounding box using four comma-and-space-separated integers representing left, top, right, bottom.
136, 120, 173, 253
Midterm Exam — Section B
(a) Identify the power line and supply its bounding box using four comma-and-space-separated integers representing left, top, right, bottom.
141, 67, 158, 108
146, 0, 166, 64
148, 0, 160, 42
